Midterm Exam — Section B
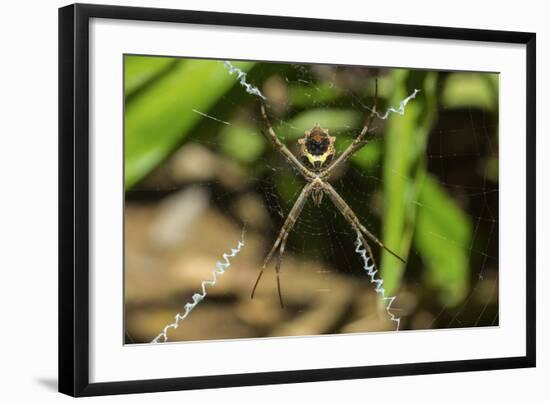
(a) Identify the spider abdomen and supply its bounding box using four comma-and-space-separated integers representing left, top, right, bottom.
298, 125, 336, 171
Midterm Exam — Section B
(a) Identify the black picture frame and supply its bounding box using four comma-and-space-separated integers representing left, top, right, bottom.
59, 3, 536, 397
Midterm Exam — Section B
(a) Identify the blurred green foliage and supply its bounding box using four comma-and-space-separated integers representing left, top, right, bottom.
124, 56, 176, 96
125, 55, 498, 310
278, 109, 361, 140
415, 175, 472, 305
441, 73, 498, 111
381, 69, 438, 299
219, 123, 266, 164
289, 82, 342, 106
125, 56, 255, 189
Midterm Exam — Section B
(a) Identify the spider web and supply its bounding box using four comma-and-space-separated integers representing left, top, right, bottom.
124, 58, 499, 343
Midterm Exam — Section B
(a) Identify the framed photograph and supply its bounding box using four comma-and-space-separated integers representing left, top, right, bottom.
58, 3, 536, 397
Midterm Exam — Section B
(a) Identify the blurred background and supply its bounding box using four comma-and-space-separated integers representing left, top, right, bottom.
124, 56, 499, 344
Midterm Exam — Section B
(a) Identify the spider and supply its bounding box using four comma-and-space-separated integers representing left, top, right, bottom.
251, 82, 406, 308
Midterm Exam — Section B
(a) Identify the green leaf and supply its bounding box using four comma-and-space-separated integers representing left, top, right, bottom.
366, 74, 394, 99
289, 82, 342, 106
381, 70, 438, 298
415, 175, 472, 306
124, 59, 255, 189
124, 55, 176, 96
335, 137, 381, 169
441, 72, 498, 111
277, 109, 361, 140
219, 123, 266, 164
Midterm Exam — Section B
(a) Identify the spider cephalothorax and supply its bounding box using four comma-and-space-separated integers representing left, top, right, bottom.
298, 125, 336, 171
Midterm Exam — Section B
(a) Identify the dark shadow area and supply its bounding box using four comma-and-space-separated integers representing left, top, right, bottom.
35, 377, 57, 392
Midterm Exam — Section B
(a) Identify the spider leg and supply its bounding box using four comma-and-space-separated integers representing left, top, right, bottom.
251, 183, 313, 307
321, 79, 378, 180
273, 228, 291, 308
260, 102, 315, 181
353, 226, 378, 270
323, 182, 406, 264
